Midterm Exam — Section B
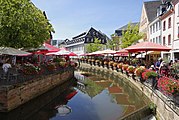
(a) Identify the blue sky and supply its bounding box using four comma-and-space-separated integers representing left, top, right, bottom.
31, 0, 150, 40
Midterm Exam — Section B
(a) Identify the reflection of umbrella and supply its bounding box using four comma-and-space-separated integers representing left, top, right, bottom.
65, 91, 77, 100
0, 47, 32, 56
56, 105, 72, 116
115, 94, 132, 105
108, 86, 123, 94
125, 42, 171, 52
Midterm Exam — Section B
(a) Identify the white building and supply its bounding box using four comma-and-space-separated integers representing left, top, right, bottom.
64, 27, 109, 55
160, 1, 174, 60
149, 17, 162, 44
173, 0, 179, 59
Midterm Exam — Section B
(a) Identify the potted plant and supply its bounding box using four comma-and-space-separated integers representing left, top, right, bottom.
134, 66, 145, 76
122, 64, 129, 71
127, 66, 135, 74
95, 60, 100, 66
103, 61, 108, 68
142, 70, 157, 80
113, 62, 118, 70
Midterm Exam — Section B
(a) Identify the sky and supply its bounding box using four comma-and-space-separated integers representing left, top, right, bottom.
31, 0, 151, 40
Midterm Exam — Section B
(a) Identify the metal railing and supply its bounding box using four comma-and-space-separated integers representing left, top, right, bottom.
0, 66, 74, 86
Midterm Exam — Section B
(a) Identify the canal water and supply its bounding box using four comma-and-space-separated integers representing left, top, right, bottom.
0, 67, 148, 120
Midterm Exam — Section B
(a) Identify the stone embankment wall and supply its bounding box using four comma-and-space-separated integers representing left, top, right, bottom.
0, 70, 74, 112
80, 63, 179, 120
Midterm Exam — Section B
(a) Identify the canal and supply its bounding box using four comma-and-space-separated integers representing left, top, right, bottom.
0, 67, 150, 120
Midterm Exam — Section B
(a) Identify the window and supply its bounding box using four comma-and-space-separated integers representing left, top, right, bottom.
153, 24, 155, 33
156, 22, 158, 31
150, 26, 152, 34
168, 34, 171, 45
163, 36, 166, 46
153, 38, 155, 43
163, 21, 166, 31
159, 21, 161, 30
178, 26, 179, 38
168, 17, 171, 28
159, 36, 161, 44
178, 4, 179, 16
156, 37, 158, 44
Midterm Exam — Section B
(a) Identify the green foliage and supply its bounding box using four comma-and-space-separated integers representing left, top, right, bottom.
107, 34, 121, 50
86, 38, 104, 53
121, 22, 143, 48
148, 102, 157, 115
0, 0, 54, 48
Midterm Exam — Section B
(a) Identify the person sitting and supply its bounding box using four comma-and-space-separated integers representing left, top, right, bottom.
2, 60, 12, 73
159, 61, 169, 77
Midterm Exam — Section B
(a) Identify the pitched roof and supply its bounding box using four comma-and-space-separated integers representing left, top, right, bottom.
116, 22, 139, 31
144, 0, 161, 22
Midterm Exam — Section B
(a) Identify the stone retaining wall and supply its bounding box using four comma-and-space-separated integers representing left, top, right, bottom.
0, 70, 74, 112
80, 63, 179, 120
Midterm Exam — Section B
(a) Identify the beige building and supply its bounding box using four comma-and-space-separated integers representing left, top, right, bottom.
139, 1, 161, 41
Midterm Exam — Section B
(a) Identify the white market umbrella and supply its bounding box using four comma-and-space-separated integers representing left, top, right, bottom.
0, 47, 32, 56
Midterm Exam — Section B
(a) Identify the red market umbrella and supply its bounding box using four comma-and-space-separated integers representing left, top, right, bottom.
125, 42, 171, 53
116, 49, 128, 54
35, 43, 60, 54
68, 52, 77, 56
115, 49, 129, 56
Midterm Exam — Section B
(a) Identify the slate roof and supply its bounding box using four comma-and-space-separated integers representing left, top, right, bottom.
144, 0, 162, 22
116, 22, 139, 31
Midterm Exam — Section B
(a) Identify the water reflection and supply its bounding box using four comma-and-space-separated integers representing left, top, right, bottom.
0, 67, 148, 120
78, 67, 147, 116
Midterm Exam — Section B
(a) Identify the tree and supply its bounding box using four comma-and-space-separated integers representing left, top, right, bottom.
86, 38, 104, 53
107, 34, 121, 50
121, 23, 143, 48
0, 0, 54, 48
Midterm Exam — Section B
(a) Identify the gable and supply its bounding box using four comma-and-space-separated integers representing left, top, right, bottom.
139, 4, 149, 33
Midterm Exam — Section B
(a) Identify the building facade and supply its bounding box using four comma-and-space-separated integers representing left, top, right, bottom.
160, 1, 174, 60
139, 1, 162, 41
149, 17, 162, 44
173, 0, 179, 59
64, 27, 109, 55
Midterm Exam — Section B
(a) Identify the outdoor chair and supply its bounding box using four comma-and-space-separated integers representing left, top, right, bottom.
8, 68, 19, 83
0, 69, 7, 81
